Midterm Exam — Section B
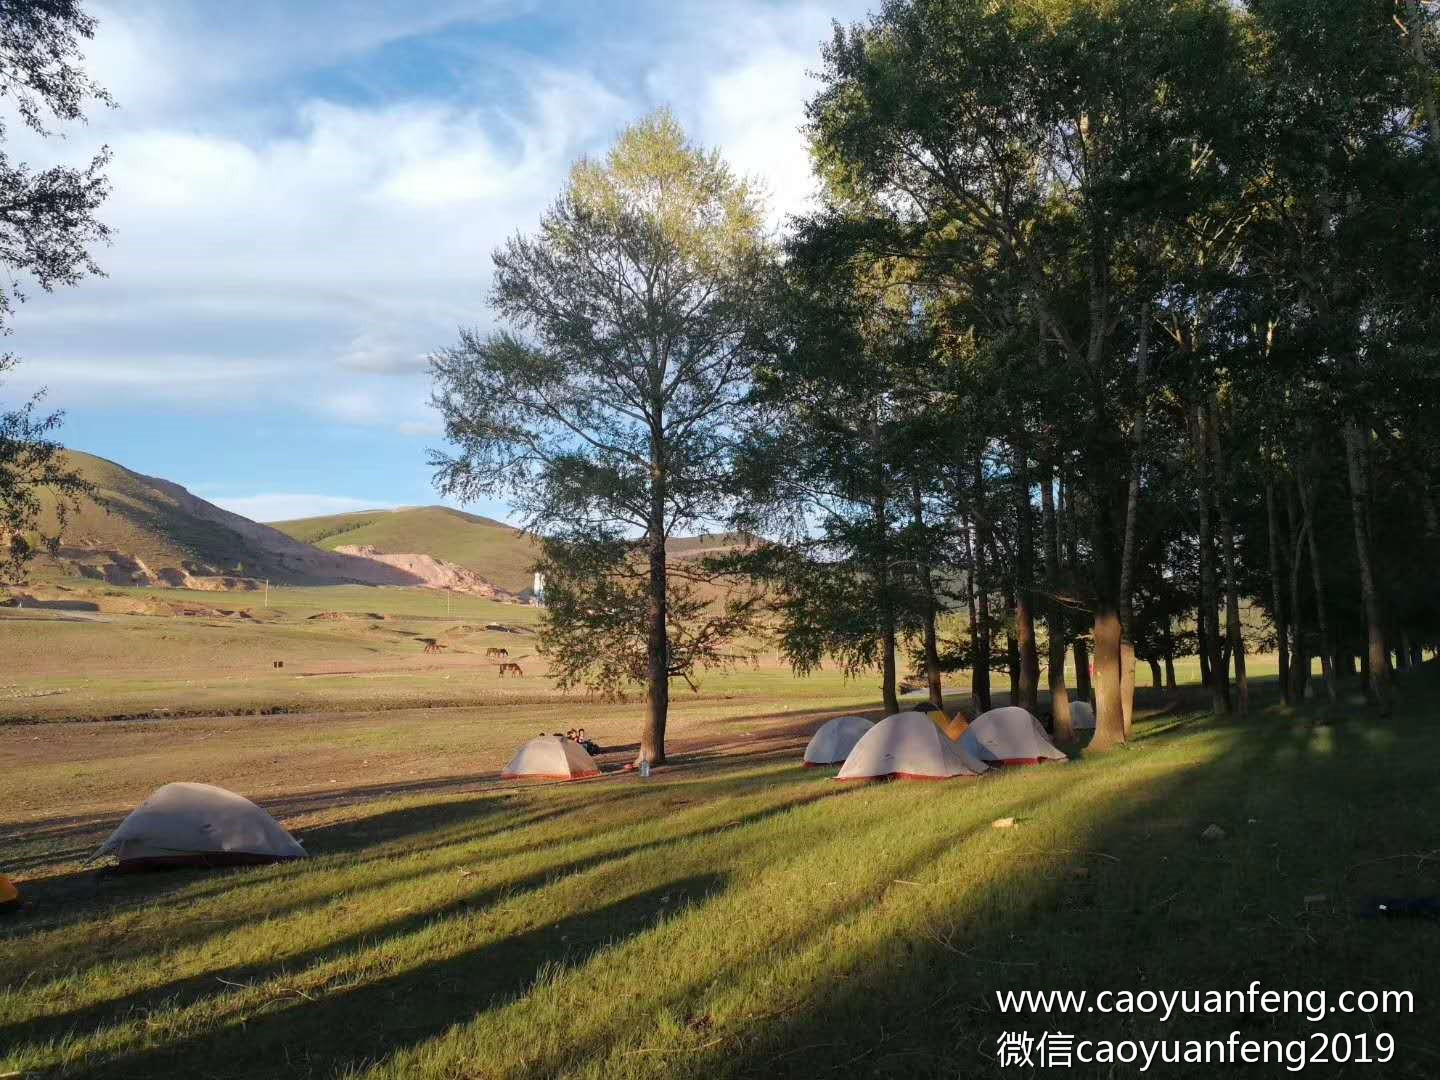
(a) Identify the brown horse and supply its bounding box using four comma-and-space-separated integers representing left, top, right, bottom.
485, 647, 509, 658
421, 639, 446, 654
498, 662, 524, 677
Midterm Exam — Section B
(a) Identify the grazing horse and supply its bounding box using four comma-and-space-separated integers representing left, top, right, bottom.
498, 662, 524, 677
421, 639, 446, 654
485, 647, 509, 659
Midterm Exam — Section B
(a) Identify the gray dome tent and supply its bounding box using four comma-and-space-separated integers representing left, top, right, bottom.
91, 782, 307, 870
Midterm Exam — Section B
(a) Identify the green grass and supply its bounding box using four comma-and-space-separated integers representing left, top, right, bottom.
34, 451, 276, 575
270, 507, 539, 594
4, 667, 1437, 1078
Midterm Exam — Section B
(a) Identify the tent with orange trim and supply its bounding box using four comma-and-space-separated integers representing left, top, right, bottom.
0, 874, 20, 913
930, 710, 970, 741
959, 706, 1068, 766
502, 735, 601, 781
803, 715, 874, 767
89, 782, 307, 870
837, 712, 989, 782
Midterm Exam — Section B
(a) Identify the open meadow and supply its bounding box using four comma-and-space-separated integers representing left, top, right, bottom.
4, 582, 1436, 1078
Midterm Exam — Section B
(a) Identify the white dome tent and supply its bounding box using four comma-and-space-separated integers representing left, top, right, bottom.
1068, 700, 1095, 730
837, 712, 989, 782
803, 715, 875, 767
90, 782, 307, 870
960, 707, 1068, 766
502, 736, 601, 781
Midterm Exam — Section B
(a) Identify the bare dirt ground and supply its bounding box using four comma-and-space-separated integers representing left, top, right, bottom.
0, 700, 847, 880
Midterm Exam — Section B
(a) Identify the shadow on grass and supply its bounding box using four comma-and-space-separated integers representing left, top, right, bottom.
82, 885, 737, 1080
636, 707, 1440, 1077
2, 765, 851, 1052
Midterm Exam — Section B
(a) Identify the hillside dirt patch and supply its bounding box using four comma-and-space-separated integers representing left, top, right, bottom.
333, 545, 515, 599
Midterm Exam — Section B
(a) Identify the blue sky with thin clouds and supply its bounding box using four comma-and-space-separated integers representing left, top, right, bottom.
6, 0, 870, 523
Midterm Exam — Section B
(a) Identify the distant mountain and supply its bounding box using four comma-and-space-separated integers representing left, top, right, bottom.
29, 452, 434, 590
270, 506, 539, 595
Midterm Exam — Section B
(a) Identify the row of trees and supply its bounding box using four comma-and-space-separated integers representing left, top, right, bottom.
432, 0, 1440, 763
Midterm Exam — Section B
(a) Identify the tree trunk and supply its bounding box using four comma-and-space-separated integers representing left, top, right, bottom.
875, 495, 899, 717
1163, 622, 1178, 691
1091, 608, 1125, 749
1087, 442, 1126, 749
1209, 396, 1248, 717
1285, 482, 1310, 702
1012, 445, 1040, 713
1073, 639, 1092, 701
1041, 464, 1072, 740
1197, 604, 1212, 688
642, 455, 670, 765
1296, 469, 1338, 703
1005, 589, 1021, 704
1147, 656, 1162, 687
1194, 404, 1228, 715
963, 516, 991, 716
1344, 420, 1392, 715
1118, 301, 1151, 737
912, 482, 944, 709
1265, 478, 1292, 704
1120, 642, 1136, 734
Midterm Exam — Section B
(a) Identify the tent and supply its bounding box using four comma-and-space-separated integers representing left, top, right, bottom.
1068, 700, 1095, 730
0, 874, 19, 913
90, 782, 307, 870
959, 706, 1068, 766
803, 715, 874, 767
837, 712, 989, 782
502, 735, 600, 781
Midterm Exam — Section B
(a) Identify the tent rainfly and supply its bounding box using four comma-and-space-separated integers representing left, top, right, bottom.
803, 715, 874, 767
1068, 700, 1096, 730
502, 736, 600, 781
837, 712, 989, 782
90, 782, 307, 870
960, 707, 1068, 766
930, 710, 971, 741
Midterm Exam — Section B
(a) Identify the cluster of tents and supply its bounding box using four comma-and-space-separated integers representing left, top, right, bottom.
0, 701, 1091, 900
804, 703, 1085, 780
495, 699, 1091, 785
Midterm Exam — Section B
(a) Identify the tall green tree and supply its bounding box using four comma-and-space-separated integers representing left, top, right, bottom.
429, 111, 771, 764
808, 0, 1249, 746
0, 0, 111, 578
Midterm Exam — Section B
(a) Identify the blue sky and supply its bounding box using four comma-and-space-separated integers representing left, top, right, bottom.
6, 0, 871, 523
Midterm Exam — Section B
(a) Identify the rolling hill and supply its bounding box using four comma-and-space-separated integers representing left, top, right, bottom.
270, 506, 540, 595
272, 508, 756, 596
28, 452, 435, 590
25, 453, 753, 597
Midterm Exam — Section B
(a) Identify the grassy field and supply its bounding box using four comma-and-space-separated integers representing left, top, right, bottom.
3, 669, 1437, 1078
4, 576, 1424, 1078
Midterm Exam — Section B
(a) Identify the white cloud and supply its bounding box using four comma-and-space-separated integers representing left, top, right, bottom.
208, 492, 400, 523
9, 0, 876, 442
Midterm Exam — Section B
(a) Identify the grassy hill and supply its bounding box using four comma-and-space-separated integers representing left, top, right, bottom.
28, 452, 429, 588
271, 506, 540, 595
272, 510, 753, 596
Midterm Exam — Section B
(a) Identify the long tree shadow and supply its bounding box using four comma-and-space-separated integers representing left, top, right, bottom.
75, 874, 728, 1079
3, 771, 853, 1051
654, 708, 1440, 1078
